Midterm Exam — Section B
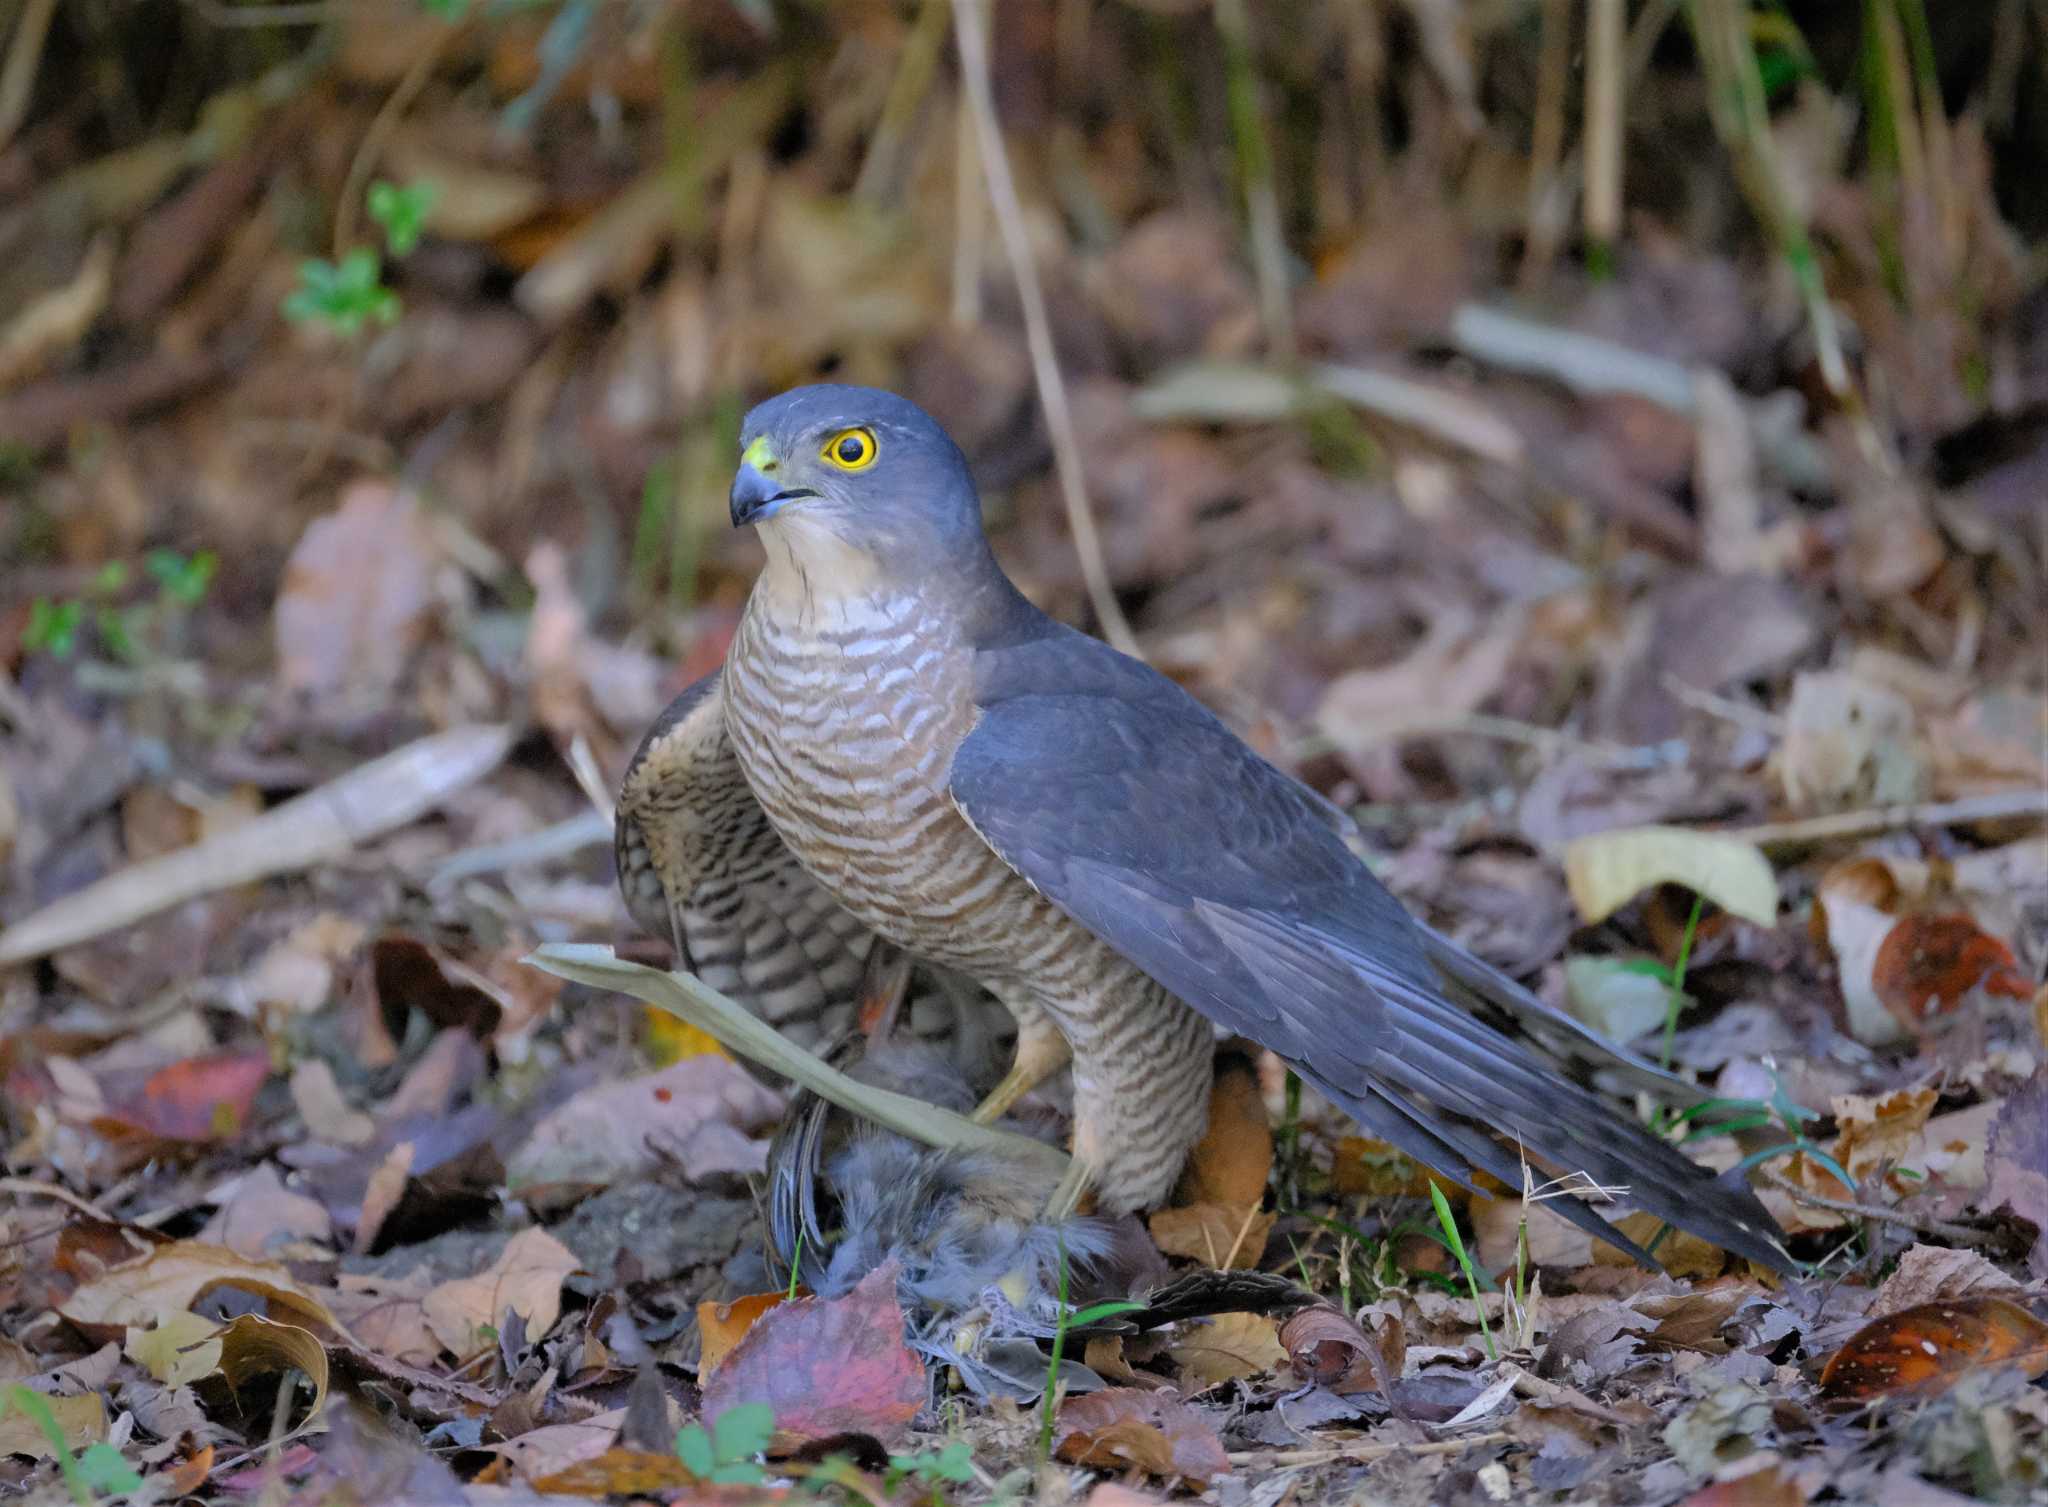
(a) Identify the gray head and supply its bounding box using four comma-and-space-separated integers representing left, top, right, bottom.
728, 385, 985, 563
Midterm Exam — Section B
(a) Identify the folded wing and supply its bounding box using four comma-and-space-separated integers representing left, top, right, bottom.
949, 626, 1791, 1274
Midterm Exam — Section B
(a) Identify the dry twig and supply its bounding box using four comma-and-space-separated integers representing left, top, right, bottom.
951, 0, 1138, 657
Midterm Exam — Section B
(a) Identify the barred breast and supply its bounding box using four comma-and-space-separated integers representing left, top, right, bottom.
723, 589, 1214, 1209
616, 676, 875, 1051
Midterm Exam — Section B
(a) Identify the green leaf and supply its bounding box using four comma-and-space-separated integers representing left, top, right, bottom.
709, 1461, 768, 1484
24, 598, 82, 658
368, 179, 438, 257
709, 1401, 775, 1463
674, 1423, 715, 1476
76, 1442, 142, 1493
1065, 1299, 1147, 1328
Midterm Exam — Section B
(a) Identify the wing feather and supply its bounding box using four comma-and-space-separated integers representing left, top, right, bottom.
950, 625, 1790, 1273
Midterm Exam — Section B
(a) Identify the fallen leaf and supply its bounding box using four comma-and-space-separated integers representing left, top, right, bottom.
701, 1263, 925, 1445
328, 1274, 438, 1366
1563, 826, 1777, 928
1279, 1303, 1402, 1395
1173, 1056, 1272, 1209
289, 1059, 375, 1146
1985, 1071, 2048, 1279
200, 1163, 332, 1258
421, 1227, 581, 1357
125, 1311, 224, 1386
1870, 1244, 2025, 1316
1147, 1203, 1272, 1269
0, 725, 516, 965
1871, 913, 2031, 1034
0, 1388, 108, 1460
1331, 1137, 1436, 1198
480, 1408, 631, 1481
509, 1054, 782, 1190
1564, 955, 1683, 1044
60, 1241, 342, 1340
1777, 671, 1926, 813
353, 1140, 414, 1255
95, 1050, 271, 1143
274, 480, 440, 705
1167, 1310, 1287, 1388
1055, 1387, 1231, 1484
214, 1314, 330, 1420
1830, 1089, 1938, 1182
1677, 1460, 1808, 1506
698, 1291, 789, 1378
1819, 1297, 2048, 1403
532, 1449, 712, 1497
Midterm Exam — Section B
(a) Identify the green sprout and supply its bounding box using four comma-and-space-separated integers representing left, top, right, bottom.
674, 1402, 773, 1486
1, 1386, 142, 1506
885, 1439, 976, 1500
368, 180, 438, 257
283, 248, 399, 336
1427, 1181, 1496, 1361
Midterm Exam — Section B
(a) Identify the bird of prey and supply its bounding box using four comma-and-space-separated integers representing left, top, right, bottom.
616, 383, 1792, 1274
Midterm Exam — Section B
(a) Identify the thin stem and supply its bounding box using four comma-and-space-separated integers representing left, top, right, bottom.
951, 0, 1139, 658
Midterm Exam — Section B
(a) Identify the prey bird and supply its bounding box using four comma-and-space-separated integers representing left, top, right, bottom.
616, 384, 1793, 1275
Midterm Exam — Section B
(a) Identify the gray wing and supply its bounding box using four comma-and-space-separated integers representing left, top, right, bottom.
616, 670, 877, 1051
948, 626, 1791, 1274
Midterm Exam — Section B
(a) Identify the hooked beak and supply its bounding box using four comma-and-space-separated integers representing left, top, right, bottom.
729, 440, 819, 528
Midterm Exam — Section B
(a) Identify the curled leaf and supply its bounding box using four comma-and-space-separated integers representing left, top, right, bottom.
1818, 1296, 2048, 1404
1563, 826, 1777, 928
1055, 1387, 1230, 1484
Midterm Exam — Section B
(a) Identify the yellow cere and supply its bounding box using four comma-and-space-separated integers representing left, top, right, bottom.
741, 435, 777, 470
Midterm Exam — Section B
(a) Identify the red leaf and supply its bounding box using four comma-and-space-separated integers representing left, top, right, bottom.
1872, 913, 2030, 1031
700, 1263, 926, 1446
98, 1051, 271, 1142
1819, 1296, 2048, 1404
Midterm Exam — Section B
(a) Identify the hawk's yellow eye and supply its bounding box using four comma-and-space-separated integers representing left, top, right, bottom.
822, 428, 877, 470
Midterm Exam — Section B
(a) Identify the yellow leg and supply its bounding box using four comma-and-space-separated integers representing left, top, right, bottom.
969, 1020, 1071, 1124
1042, 1152, 1096, 1222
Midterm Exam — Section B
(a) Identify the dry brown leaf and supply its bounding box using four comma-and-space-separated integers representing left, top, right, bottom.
1986, 1071, 2048, 1279
531, 1449, 707, 1498
1331, 1137, 1436, 1199
0, 1389, 107, 1461
354, 1140, 414, 1256
1173, 1056, 1271, 1209
509, 1054, 782, 1191
1870, 1244, 2026, 1316
0, 234, 115, 387
289, 1059, 375, 1147
1278, 1302, 1402, 1394
1592, 1213, 1727, 1279
215, 1314, 330, 1418
274, 480, 441, 704
200, 1164, 332, 1259
1777, 671, 1927, 813
1055, 1387, 1230, 1484
421, 1227, 581, 1357
1831, 1089, 1938, 1181
697, 1291, 789, 1378
1819, 1297, 2048, 1404
1148, 1203, 1272, 1269
59, 1240, 343, 1341
480, 1408, 631, 1481
328, 1274, 438, 1367
0, 725, 516, 965
1677, 1461, 1809, 1506
1166, 1310, 1287, 1388
93, 1050, 270, 1144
